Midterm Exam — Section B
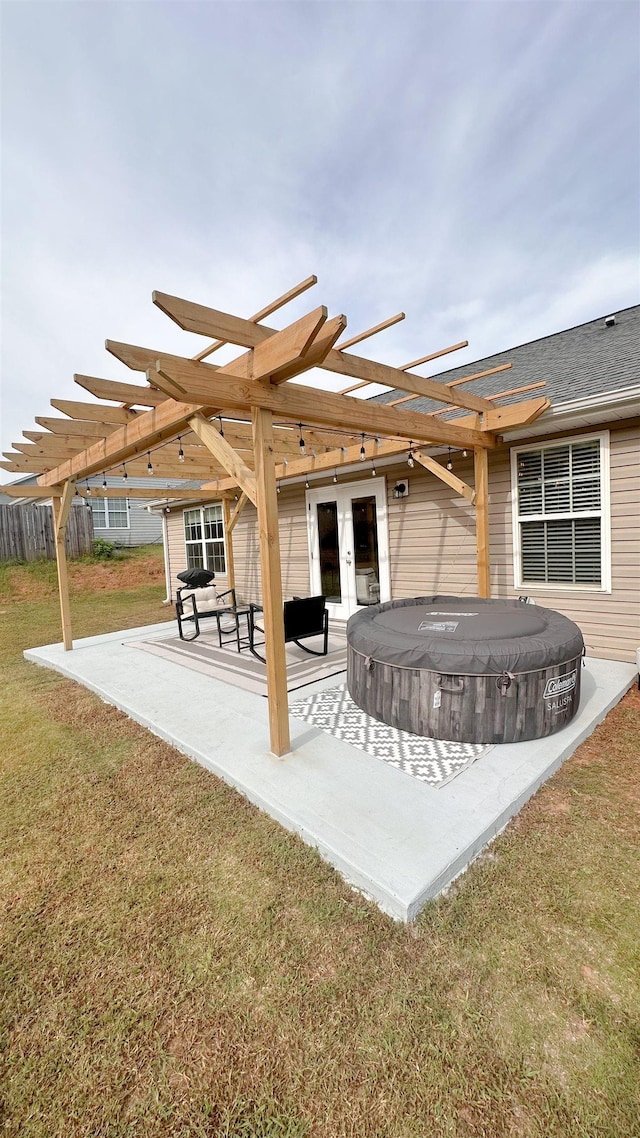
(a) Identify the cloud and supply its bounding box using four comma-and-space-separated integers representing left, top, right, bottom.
1, 1, 638, 479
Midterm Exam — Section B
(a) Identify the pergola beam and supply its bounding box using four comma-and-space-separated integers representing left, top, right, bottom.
1, 484, 62, 498
227, 491, 248, 531
152, 358, 499, 450
335, 339, 469, 396
388, 363, 512, 406
74, 374, 167, 406
334, 312, 405, 352
151, 291, 495, 414
188, 414, 257, 505
413, 452, 475, 503
37, 306, 350, 487
450, 396, 551, 434
51, 399, 139, 424
36, 397, 202, 486
193, 274, 318, 362
75, 486, 218, 500
33, 418, 121, 438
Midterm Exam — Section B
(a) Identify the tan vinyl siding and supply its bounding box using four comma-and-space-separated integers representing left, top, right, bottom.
386, 456, 479, 598
162, 421, 639, 662
230, 483, 310, 605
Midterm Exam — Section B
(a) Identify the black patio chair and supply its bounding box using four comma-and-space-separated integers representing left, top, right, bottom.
175, 582, 240, 643
248, 595, 329, 662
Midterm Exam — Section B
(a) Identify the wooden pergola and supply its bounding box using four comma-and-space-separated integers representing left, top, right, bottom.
3, 275, 549, 755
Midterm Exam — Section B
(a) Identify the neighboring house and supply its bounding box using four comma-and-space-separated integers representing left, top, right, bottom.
1, 474, 167, 547
83, 475, 165, 547
159, 306, 640, 663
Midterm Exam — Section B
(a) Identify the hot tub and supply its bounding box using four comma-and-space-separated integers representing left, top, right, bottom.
346, 596, 584, 744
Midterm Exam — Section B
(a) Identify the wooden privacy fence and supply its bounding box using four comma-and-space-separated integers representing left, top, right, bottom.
0, 503, 94, 562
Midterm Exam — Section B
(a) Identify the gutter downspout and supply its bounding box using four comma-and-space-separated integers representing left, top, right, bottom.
161, 509, 172, 604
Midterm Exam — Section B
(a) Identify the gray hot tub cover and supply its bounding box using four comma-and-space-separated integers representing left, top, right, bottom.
346, 596, 584, 676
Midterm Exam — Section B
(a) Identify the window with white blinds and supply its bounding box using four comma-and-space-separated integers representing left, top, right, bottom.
184, 504, 226, 574
512, 434, 610, 590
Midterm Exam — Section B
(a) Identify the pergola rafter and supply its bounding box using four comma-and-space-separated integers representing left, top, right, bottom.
5, 276, 552, 756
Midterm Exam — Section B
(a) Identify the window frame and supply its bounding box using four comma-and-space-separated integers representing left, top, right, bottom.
183, 503, 227, 575
90, 496, 131, 530
510, 430, 611, 593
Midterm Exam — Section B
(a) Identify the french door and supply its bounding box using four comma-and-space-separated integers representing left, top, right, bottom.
306, 478, 390, 621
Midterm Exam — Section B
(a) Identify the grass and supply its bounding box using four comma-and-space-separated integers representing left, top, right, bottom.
1, 545, 639, 1137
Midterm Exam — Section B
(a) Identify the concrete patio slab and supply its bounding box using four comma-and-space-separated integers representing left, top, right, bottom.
25, 622, 636, 921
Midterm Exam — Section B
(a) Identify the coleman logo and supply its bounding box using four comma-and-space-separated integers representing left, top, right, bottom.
543, 672, 577, 700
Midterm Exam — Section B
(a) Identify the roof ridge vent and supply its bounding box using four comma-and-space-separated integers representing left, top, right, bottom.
604, 315, 616, 328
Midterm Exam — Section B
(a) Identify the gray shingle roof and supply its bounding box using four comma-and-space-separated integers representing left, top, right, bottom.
371, 304, 640, 416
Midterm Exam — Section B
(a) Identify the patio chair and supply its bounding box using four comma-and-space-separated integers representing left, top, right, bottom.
175, 582, 240, 643
248, 595, 329, 662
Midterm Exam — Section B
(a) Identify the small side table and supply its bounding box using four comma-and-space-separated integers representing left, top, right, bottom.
215, 606, 252, 653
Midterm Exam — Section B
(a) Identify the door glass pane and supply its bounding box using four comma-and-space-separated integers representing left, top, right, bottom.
352, 496, 380, 606
317, 501, 341, 602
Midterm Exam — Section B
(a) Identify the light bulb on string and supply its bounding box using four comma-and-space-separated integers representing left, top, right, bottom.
298, 424, 306, 456
305, 476, 310, 489
147, 452, 153, 475
122, 464, 128, 482
371, 462, 377, 477
407, 442, 414, 469
446, 448, 453, 472
276, 481, 281, 494
462, 449, 468, 459
360, 433, 366, 461
102, 474, 107, 489
85, 480, 91, 496
333, 469, 338, 483
178, 437, 185, 463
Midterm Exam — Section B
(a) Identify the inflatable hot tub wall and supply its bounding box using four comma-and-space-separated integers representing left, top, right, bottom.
346, 596, 585, 745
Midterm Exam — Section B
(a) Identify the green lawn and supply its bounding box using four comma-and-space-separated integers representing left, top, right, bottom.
1, 548, 639, 1137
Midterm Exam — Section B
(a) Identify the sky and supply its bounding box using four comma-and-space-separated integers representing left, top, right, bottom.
1, 0, 639, 483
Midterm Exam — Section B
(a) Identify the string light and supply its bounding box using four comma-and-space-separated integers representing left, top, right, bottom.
102, 473, 107, 489
178, 437, 185, 463
122, 464, 128, 482
85, 480, 91, 496
462, 449, 468, 459
276, 481, 281, 494
305, 476, 310, 489
371, 461, 377, 477
299, 424, 306, 456
446, 448, 453, 472
218, 416, 224, 437
333, 469, 338, 483
360, 433, 366, 461
407, 442, 414, 469
147, 451, 153, 475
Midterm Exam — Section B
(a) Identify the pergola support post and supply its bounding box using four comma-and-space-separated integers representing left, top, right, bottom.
474, 448, 491, 598
51, 479, 76, 650
251, 406, 290, 756
222, 497, 235, 592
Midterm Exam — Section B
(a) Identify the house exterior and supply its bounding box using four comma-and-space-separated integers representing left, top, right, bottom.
160, 306, 640, 664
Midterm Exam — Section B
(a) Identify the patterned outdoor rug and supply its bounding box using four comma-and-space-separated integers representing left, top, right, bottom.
128, 627, 347, 696
289, 683, 491, 787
